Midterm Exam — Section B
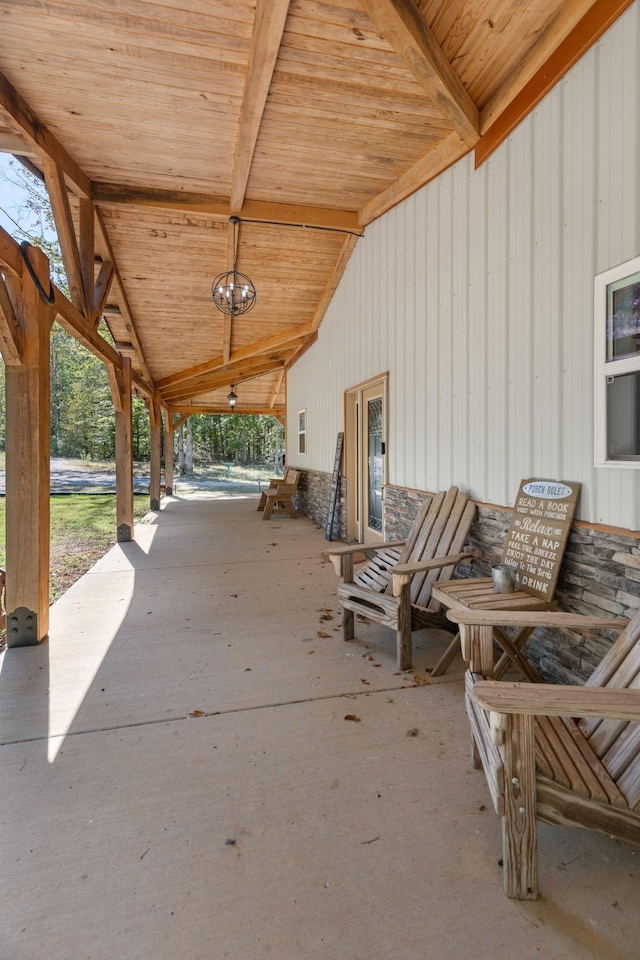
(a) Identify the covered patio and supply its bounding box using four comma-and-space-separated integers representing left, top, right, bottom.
2, 493, 639, 959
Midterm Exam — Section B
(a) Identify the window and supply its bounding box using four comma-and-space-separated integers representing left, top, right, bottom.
594, 256, 640, 467
298, 409, 306, 455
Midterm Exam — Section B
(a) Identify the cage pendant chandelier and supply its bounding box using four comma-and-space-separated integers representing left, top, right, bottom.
212, 216, 257, 317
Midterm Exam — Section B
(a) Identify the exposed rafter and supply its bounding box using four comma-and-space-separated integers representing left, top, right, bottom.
156, 322, 314, 392
0, 73, 154, 388
475, 0, 637, 164
171, 404, 286, 419
94, 208, 153, 386
0, 70, 90, 199
230, 0, 292, 213
359, 132, 467, 226
0, 275, 24, 365
41, 157, 88, 315
160, 356, 292, 404
361, 0, 479, 148
310, 235, 360, 329
269, 369, 285, 409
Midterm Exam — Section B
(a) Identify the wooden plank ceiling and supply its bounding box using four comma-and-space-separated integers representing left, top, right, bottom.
0, 0, 630, 419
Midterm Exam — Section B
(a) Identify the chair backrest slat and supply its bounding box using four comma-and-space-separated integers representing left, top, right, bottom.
577, 612, 640, 807
351, 488, 474, 605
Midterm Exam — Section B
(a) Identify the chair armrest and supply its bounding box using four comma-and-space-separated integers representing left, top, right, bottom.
324, 540, 406, 558
323, 540, 406, 578
447, 610, 627, 630
267, 482, 296, 495
392, 552, 474, 594
471, 679, 640, 723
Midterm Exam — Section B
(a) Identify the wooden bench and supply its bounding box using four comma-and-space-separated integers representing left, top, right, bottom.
261, 469, 300, 520
449, 607, 640, 899
257, 468, 299, 513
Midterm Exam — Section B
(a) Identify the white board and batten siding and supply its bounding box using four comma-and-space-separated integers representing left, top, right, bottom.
286, 4, 640, 532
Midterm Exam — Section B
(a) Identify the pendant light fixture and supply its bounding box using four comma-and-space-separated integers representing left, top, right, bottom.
212, 217, 257, 316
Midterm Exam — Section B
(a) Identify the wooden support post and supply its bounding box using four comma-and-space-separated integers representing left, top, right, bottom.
111, 357, 134, 542
501, 712, 538, 899
149, 395, 162, 510
164, 415, 174, 496
4, 245, 53, 646
341, 553, 355, 641
396, 580, 412, 670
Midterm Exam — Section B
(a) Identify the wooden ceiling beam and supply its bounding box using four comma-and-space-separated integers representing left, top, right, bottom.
361, 0, 479, 147
0, 70, 90, 199
230, 0, 292, 213
93, 260, 114, 322
94, 208, 154, 386
0, 224, 23, 277
0, 74, 154, 386
0, 276, 24, 365
161, 357, 288, 404
269, 368, 285, 409
285, 332, 318, 371
156, 322, 313, 391
359, 131, 468, 225
79, 198, 95, 320
40, 157, 88, 315
171, 404, 285, 418
310, 234, 360, 329
476, 0, 636, 165
90, 183, 364, 235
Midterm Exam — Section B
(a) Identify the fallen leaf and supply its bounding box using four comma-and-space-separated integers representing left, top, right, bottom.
343, 693, 357, 700
307, 650, 315, 655
360, 678, 370, 685
319, 613, 334, 622
413, 674, 430, 685
316, 630, 331, 638
344, 714, 361, 722
188, 710, 205, 718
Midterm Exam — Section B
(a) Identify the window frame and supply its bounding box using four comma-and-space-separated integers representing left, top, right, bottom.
594, 255, 640, 468
297, 409, 307, 456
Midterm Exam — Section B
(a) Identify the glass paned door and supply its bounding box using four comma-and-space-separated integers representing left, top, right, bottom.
366, 396, 383, 532
361, 382, 386, 541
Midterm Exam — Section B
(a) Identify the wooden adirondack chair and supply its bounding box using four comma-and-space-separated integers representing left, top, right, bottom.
325, 487, 476, 670
258, 469, 300, 520
449, 607, 640, 899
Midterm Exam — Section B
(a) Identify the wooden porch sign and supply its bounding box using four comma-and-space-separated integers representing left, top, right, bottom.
502, 478, 581, 600
325, 432, 344, 541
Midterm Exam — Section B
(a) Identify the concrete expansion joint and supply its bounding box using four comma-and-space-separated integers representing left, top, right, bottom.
0, 681, 451, 747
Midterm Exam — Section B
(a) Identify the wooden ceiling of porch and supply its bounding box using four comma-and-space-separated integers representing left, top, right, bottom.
0, 0, 631, 419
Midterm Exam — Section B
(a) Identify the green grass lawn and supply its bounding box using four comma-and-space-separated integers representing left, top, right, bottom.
0, 494, 150, 603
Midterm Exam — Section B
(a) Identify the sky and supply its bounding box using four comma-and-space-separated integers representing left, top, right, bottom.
0, 152, 27, 238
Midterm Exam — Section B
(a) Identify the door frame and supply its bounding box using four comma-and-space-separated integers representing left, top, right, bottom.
344, 373, 388, 542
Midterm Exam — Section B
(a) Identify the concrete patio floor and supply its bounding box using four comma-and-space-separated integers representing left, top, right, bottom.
1, 493, 639, 960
